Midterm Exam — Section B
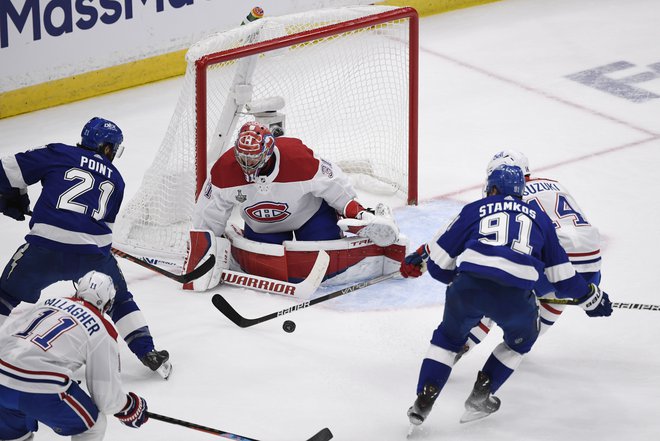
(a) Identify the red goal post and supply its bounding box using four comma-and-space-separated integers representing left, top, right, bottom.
115, 5, 418, 270
194, 6, 419, 202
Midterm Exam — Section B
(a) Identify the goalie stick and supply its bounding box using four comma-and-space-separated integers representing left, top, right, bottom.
147, 411, 333, 441
219, 250, 330, 298
111, 247, 216, 284
212, 271, 399, 328
540, 298, 660, 311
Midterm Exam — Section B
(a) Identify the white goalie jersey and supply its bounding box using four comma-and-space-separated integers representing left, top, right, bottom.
0, 297, 128, 415
522, 177, 601, 273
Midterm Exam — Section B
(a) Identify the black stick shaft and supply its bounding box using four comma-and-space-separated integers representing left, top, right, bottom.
540, 298, 660, 311
213, 272, 399, 328
111, 247, 215, 284
147, 412, 258, 440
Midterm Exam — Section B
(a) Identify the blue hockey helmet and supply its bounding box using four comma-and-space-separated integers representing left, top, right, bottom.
80, 117, 124, 160
486, 164, 525, 198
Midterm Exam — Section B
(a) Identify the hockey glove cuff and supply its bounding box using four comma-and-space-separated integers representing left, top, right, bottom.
114, 392, 148, 428
400, 245, 429, 278
0, 189, 30, 221
577, 284, 613, 317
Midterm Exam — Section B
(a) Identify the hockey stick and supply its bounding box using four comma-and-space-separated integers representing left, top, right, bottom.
147, 411, 333, 441
212, 271, 399, 328
540, 298, 660, 311
18, 212, 215, 284
219, 250, 330, 298
111, 247, 215, 284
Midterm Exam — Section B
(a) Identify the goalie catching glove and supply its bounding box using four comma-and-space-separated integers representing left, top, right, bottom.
183, 230, 231, 291
337, 200, 399, 247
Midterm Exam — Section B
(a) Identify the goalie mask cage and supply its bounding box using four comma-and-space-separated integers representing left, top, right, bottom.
115, 5, 418, 269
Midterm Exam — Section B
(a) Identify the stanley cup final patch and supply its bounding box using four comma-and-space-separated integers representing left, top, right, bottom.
235, 190, 247, 202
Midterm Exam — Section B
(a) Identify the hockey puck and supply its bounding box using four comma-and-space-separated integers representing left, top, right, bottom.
282, 320, 296, 333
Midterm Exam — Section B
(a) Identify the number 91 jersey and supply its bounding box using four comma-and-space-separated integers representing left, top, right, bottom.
426, 194, 590, 298
1, 143, 125, 255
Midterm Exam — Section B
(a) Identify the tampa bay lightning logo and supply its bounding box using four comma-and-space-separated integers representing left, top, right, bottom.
244, 201, 290, 223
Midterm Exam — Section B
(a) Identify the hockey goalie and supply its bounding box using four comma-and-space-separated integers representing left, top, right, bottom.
183, 121, 407, 291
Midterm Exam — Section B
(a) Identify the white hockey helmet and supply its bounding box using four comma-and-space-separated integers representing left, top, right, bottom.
75, 271, 116, 313
486, 150, 530, 176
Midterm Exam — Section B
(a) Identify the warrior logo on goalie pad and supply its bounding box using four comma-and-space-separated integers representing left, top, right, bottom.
245, 201, 290, 223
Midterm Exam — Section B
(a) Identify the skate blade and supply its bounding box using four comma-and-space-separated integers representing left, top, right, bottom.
460, 408, 492, 423
156, 361, 172, 380
407, 424, 416, 438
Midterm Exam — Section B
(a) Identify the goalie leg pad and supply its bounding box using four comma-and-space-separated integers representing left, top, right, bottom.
183, 230, 230, 291
337, 203, 400, 247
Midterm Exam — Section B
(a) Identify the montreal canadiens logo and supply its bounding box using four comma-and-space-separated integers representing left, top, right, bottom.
245, 201, 291, 223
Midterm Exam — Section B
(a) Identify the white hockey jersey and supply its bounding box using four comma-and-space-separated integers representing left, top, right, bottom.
193, 137, 357, 236
523, 177, 601, 273
0, 297, 127, 415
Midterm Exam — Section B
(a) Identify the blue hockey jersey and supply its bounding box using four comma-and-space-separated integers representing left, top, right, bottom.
425, 194, 590, 298
0, 143, 124, 254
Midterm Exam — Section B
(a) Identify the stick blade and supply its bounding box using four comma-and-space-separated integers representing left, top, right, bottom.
212, 294, 250, 328
306, 427, 333, 441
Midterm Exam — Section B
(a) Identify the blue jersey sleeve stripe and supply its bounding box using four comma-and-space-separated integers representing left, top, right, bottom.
29, 223, 113, 247
427, 241, 456, 271
543, 261, 576, 283
458, 248, 540, 282
1, 156, 28, 188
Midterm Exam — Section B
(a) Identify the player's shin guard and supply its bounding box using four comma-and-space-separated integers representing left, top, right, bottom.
539, 302, 566, 336
72, 413, 106, 441
408, 344, 454, 425
456, 317, 494, 363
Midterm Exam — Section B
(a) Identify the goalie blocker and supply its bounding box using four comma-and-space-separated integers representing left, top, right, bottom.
183, 225, 407, 291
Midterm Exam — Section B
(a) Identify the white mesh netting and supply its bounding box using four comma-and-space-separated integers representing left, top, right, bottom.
114, 5, 414, 269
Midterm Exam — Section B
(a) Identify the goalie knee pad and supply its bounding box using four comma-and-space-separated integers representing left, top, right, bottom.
337, 202, 399, 247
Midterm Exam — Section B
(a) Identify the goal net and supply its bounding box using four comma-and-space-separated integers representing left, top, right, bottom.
114, 5, 418, 270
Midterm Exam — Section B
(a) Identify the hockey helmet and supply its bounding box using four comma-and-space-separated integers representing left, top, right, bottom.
486, 164, 525, 198
486, 149, 530, 176
234, 121, 276, 182
75, 271, 116, 313
80, 117, 124, 160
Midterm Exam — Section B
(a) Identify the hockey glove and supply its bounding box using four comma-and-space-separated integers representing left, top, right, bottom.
114, 392, 148, 428
577, 284, 613, 317
0, 189, 30, 221
400, 245, 429, 278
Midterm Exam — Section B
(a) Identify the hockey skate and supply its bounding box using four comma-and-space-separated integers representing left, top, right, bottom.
460, 371, 501, 423
407, 383, 440, 426
140, 349, 172, 380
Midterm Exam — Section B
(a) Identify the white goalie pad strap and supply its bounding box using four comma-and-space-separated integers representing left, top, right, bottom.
184, 230, 230, 291
337, 203, 399, 247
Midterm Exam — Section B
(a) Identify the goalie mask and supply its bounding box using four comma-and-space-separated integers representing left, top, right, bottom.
80, 117, 124, 161
234, 122, 276, 182
75, 271, 116, 314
